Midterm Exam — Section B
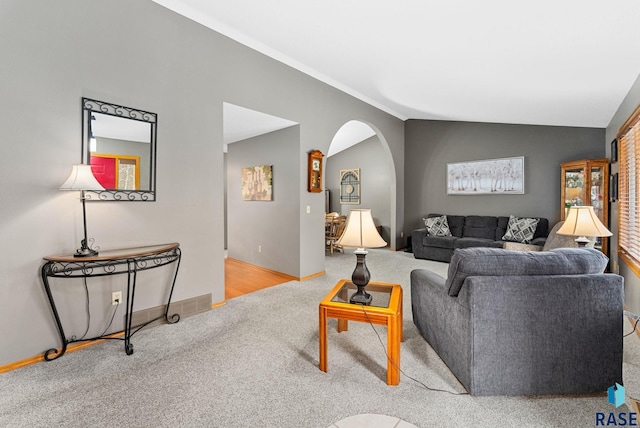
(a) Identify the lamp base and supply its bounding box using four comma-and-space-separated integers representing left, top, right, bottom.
74, 247, 99, 258
350, 287, 372, 305
73, 239, 99, 258
574, 236, 590, 247
349, 249, 372, 305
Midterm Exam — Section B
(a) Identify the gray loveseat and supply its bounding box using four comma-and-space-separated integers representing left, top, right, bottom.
412, 214, 549, 263
411, 247, 623, 396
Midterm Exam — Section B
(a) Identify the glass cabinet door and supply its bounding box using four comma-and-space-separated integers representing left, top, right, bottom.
560, 159, 609, 256
590, 166, 605, 220
563, 167, 586, 218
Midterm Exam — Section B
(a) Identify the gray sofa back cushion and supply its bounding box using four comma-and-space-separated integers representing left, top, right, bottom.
445, 247, 609, 296
463, 216, 497, 240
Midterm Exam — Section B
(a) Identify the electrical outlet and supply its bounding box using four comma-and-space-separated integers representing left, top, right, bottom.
112, 291, 122, 306
400, 232, 404, 238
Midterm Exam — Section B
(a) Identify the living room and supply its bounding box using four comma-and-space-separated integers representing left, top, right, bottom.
3, 1, 640, 427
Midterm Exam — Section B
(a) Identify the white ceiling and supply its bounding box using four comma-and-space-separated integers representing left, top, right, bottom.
155, 0, 640, 129
328, 121, 377, 157
92, 112, 151, 143
223, 103, 298, 151
223, 103, 373, 156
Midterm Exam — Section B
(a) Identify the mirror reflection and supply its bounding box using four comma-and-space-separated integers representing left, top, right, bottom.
82, 98, 157, 201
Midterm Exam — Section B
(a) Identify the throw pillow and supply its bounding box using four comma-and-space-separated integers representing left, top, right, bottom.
502, 215, 539, 244
423, 215, 452, 236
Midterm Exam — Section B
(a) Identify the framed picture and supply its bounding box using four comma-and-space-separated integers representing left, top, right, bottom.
610, 173, 618, 202
611, 139, 618, 163
340, 168, 360, 204
446, 156, 524, 195
242, 165, 273, 201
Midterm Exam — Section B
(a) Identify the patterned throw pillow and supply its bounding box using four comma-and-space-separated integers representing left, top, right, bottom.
423, 215, 452, 237
502, 215, 540, 244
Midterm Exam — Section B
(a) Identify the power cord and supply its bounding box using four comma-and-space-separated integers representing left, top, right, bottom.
625, 310, 640, 338
98, 300, 120, 337
69, 277, 91, 342
358, 303, 469, 396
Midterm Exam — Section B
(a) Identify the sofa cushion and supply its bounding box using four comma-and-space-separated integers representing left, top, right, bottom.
423, 235, 457, 249
501, 215, 540, 244
462, 216, 498, 240
427, 214, 465, 237
423, 215, 452, 236
454, 237, 496, 249
445, 247, 609, 297
497, 216, 549, 241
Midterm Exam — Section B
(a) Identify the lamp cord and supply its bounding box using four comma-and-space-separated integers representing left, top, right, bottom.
98, 301, 120, 337
358, 304, 468, 396
625, 318, 640, 338
69, 277, 91, 342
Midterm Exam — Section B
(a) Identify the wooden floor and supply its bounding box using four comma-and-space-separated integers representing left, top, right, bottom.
224, 257, 297, 300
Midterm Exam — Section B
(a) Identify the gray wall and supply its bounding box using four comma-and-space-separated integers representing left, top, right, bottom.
227, 126, 301, 276
606, 72, 640, 313
326, 136, 392, 243
0, 0, 404, 365
404, 120, 605, 235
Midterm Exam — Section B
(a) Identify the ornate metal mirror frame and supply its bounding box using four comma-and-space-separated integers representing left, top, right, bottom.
81, 97, 157, 201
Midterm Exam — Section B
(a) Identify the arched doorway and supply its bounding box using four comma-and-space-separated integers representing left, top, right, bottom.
325, 120, 396, 246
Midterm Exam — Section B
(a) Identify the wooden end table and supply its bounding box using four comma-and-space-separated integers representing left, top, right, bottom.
318, 279, 403, 385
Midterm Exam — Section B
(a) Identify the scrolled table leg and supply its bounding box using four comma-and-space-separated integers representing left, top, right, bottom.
41, 263, 69, 361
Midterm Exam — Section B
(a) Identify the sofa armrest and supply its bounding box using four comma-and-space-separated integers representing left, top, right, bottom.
411, 268, 447, 289
411, 228, 428, 258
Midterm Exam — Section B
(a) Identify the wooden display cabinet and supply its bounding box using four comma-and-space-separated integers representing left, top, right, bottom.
560, 158, 609, 255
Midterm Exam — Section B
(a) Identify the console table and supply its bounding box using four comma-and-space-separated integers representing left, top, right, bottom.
40, 243, 182, 361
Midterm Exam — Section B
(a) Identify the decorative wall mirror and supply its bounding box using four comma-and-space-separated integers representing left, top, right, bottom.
81, 98, 157, 201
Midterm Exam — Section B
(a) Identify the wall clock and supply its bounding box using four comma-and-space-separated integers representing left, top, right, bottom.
308, 150, 324, 193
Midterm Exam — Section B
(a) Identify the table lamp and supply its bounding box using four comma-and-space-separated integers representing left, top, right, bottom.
336, 209, 387, 305
556, 205, 612, 246
59, 164, 105, 257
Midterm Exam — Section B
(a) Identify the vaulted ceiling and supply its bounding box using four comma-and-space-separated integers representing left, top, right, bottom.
155, 0, 640, 130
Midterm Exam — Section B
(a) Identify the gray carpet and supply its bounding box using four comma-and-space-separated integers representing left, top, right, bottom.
1, 249, 639, 427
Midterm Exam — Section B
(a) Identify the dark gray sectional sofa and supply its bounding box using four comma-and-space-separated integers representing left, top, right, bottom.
412, 213, 549, 262
411, 247, 624, 396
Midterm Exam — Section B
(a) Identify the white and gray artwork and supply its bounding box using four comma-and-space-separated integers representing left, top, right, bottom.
446, 156, 524, 195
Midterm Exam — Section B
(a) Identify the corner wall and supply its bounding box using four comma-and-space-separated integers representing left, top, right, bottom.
404, 120, 605, 235
606, 72, 640, 313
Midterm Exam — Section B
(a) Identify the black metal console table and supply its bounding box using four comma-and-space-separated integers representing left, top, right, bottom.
40, 243, 182, 361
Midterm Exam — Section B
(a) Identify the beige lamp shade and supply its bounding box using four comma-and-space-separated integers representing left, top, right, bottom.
557, 206, 612, 238
337, 209, 387, 249
59, 164, 104, 191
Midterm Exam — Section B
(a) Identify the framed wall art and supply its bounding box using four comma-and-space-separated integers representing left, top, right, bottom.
447, 156, 524, 195
242, 165, 273, 201
610, 173, 618, 202
611, 139, 618, 163
340, 168, 360, 204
